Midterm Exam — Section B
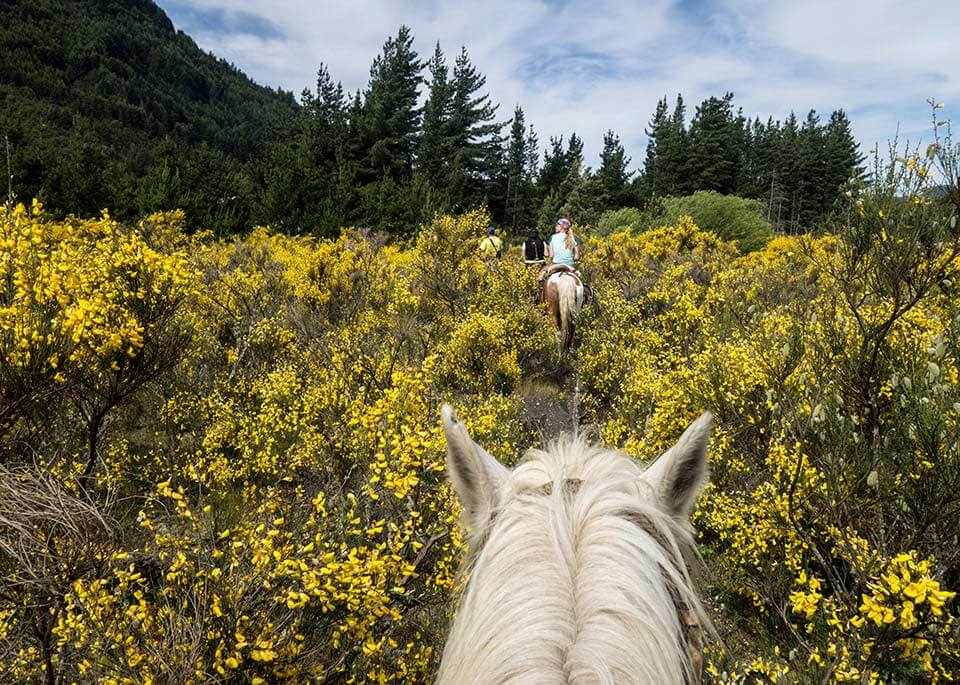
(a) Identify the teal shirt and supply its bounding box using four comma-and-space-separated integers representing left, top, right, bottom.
549, 232, 577, 265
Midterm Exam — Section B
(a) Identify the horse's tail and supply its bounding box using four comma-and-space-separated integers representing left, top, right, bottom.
558, 278, 576, 352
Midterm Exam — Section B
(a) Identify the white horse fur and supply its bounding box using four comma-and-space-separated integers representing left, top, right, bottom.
438, 405, 712, 684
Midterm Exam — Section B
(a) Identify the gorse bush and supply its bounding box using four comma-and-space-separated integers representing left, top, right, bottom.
0, 117, 958, 682
0, 206, 550, 682
578, 140, 960, 681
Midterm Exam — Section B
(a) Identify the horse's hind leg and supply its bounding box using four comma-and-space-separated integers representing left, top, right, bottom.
545, 283, 561, 329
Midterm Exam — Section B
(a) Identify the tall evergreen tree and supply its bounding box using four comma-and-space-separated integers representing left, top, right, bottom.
300, 64, 349, 179
362, 25, 424, 183
775, 112, 802, 231
537, 189, 564, 232
754, 117, 782, 216
566, 133, 584, 168
739, 117, 773, 199
539, 136, 568, 196
447, 46, 505, 188
258, 63, 353, 232
735, 115, 754, 196
731, 106, 749, 194
824, 109, 864, 204
657, 94, 690, 195
525, 124, 540, 181
504, 106, 538, 229
560, 161, 608, 226
797, 109, 829, 226
687, 92, 739, 194
536, 132, 585, 220
640, 96, 670, 199
304, 65, 347, 137
418, 43, 453, 185
598, 129, 633, 207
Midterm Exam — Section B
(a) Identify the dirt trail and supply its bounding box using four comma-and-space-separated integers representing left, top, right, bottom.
518, 358, 582, 442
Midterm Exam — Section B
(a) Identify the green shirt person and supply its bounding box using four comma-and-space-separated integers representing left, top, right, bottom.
479, 226, 503, 258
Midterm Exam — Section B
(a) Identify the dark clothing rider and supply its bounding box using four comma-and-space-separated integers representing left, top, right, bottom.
521, 228, 546, 266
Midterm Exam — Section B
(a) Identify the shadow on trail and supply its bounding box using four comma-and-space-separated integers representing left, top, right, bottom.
518, 353, 581, 442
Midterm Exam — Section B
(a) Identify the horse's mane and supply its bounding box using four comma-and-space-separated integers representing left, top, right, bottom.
438, 436, 707, 684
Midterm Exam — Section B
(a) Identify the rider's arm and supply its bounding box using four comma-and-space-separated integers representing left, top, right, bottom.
574, 242, 580, 260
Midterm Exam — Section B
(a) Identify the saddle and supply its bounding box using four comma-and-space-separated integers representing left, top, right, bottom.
539, 263, 580, 282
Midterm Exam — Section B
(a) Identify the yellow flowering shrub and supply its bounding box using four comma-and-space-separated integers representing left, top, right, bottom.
0, 205, 547, 683
2, 140, 959, 682
577, 152, 960, 681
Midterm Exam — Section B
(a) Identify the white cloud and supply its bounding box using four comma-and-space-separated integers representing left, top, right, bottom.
160, 0, 960, 167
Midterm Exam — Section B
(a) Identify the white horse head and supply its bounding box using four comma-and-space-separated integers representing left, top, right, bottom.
438, 406, 712, 684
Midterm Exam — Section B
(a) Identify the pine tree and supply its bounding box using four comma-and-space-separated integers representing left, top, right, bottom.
687, 92, 739, 194
537, 189, 564, 232
538, 136, 568, 196
824, 109, 864, 207
311, 65, 347, 129
754, 117, 782, 217
505, 105, 537, 230
736, 115, 754, 196
561, 162, 608, 226
535, 133, 584, 214
261, 63, 354, 233
598, 129, 633, 207
342, 90, 366, 171
776, 112, 802, 232
797, 109, 828, 227
418, 43, 452, 185
731, 107, 749, 194
447, 46, 505, 187
657, 94, 690, 195
362, 25, 424, 183
566, 132, 584, 168
640, 96, 669, 199
304, 64, 349, 183
525, 124, 540, 181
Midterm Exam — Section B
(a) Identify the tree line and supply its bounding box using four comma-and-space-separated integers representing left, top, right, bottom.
2, 1, 865, 235
242, 27, 863, 236
641, 94, 864, 232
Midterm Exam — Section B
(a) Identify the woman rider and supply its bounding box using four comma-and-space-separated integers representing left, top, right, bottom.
548, 218, 579, 268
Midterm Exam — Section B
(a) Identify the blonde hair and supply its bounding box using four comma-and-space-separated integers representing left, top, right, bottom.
564, 225, 575, 251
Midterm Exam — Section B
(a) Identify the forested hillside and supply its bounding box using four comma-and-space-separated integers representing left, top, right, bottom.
1, 0, 863, 236
0, 0, 297, 218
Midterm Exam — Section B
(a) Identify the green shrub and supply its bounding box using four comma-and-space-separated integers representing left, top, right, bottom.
655, 191, 773, 253
596, 207, 643, 235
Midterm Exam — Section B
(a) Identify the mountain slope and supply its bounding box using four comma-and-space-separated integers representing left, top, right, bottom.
0, 0, 297, 216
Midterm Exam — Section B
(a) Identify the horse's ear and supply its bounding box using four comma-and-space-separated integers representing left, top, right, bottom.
643, 412, 712, 520
441, 404, 509, 528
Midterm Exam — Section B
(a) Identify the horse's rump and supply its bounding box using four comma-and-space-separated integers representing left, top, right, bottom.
543, 271, 583, 351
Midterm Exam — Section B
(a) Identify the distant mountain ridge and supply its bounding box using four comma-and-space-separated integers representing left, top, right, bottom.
0, 0, 297, 216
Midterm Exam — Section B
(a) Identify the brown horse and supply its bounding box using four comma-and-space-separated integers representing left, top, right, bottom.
541, 264, 584, 352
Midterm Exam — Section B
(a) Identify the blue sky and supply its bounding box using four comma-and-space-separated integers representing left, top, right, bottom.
157, 0, 959, 169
